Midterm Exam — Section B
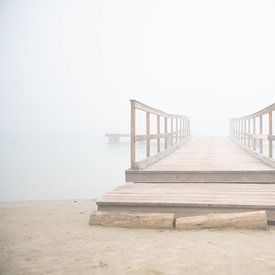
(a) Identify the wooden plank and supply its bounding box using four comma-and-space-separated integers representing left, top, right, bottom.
97, 183, 275, 207
126, 170, 275, 183
130, 100, 136, 169
232, 103, 275, 120
96, 183, 275, 223
269, 111, 273, 158
133, 136, 191, 170
175, 211, 268, 230
146, 112, 150, 158
137, 136, 275, 172
231, 137, 275, 168
164, 118, 168, 149
170, 118, 174, 146
253, 117, 256, 150
157, 115, 160, 153
259, 115, 263, 153
89, 211, 175, 229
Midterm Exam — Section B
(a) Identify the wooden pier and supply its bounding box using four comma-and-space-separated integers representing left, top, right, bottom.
97, 101, 275, 224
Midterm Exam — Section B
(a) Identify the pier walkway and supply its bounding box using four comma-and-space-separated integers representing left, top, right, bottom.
97, 101, 275, 223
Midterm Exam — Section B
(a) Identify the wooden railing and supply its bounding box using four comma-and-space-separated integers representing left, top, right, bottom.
230, 103, 275, 166
130, 100, 190, 169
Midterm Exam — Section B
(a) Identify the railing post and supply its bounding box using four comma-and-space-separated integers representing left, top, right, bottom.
130, 100, 136, 169
244, 119, 247, 145
259, 115, 263, 154
170, 118, 174, 146
235, 120, 237, 138
157, 115, 160, 153
231, 103, 274, 162
164, 117, 168, 150
180, 117, 183, 140
176, 118, 178, 144
253, 117, 256, 151
241, 119, 243, 143
248, 119, 251, 147
146, 112, 150, 158
183, 119, 185, 137
237, 119, 239, 141
269, 111, 273, 158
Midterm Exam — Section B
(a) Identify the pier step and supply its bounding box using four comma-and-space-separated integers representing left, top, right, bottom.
96, 183, 275, 223
125, 170, 275, 183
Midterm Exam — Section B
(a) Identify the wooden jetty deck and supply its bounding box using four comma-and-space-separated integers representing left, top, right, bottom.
126, 136, 275, 183
97, 101, 275, 223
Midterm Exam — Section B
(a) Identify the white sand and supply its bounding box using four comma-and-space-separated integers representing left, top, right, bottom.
1, 200, 275, 275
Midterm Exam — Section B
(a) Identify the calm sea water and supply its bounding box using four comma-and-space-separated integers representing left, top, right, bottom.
0, 137, 133, 201
1, 136, 273, 201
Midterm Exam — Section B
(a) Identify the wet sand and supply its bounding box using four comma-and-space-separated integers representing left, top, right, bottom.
1, 200, 275, 274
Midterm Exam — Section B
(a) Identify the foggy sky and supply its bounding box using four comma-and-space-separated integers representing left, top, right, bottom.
1, 0, 275, 137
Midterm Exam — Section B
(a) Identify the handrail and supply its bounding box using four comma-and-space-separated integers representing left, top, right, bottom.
130, 100, 190, 169
230, 103, 275, 165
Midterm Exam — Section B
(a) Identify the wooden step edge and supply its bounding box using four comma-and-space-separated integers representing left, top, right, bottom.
89, 211, 175, 229
96, 200, 275, 209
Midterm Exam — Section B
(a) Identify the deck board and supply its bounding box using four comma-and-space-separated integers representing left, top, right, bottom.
98, 136, 275, 223
97, 183, 275, 222
125, 136, 275, 183
145, 136, 274, 171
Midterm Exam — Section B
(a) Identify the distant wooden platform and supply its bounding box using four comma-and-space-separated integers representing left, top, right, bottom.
126, 137, 275, 183
105, 133, 130, 144
97, 183, 275, 223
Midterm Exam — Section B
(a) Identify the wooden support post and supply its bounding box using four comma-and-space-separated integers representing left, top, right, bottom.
253, 117, 256, 151
164, 117, 168, 150
170, 118, 174, 146
181, 118, 183, 140
184, 118, 186, 137
248, 119, 251, 147
179, 118, 182, 141
146, 112, 150, 158
244, 119, 247, 145
269, 111, 273, 158
176, 118, 178, 144
234, 120, 239, 139
241, 120, 243, 143
130, 100, 136, 169
157, 115, 160, 153
259, 115, 263, 154
237, 120, 240, 141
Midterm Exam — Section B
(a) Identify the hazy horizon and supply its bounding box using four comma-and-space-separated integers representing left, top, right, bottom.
1, 0, 275, 201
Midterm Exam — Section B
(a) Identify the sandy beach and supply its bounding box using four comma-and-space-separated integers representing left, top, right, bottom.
1, 200, 275, 275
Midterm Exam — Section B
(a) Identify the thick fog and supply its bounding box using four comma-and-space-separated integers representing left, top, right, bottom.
1, 0, 275, 201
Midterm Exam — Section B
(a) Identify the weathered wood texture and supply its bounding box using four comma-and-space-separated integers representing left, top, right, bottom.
144, 137, 273, 171
176, 211, 268, 230
98, 102, 275, 228
125, 137, 275, 182
96, 183, 275, 222
130, 100, 190, 169
89, 211, 175, 229
230, 103, 275, 166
